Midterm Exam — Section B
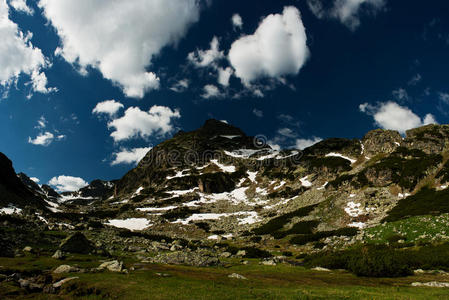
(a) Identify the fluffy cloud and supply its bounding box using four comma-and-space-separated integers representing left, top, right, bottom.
228, 6, 309, 85
187, 36, 224, 69
39, 0, 202, 98
49, 175, 88, 192
108, 105, 180, 142
217, 67, 233, 87
92, 100, 124, 118
170, 79, 189, 93
307, 0, 386, 30
231, 13, 243, 29
35, 115, 47, 129
111, 147, 152, 166
8, 0, 33, 15
360, 101, 437, 134
296, 137, 323, 150
28, 132, 54, 146
0, 1, 54, 95
201, 84, 224, 99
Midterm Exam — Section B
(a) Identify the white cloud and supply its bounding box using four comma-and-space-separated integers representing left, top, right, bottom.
49, 175, 88, 192
39, 0, 202, 98
392, 88, 409, 101
360, 101, 437, 134
170, 79, 189, 93
228, 6, 309, 85
201, 84, 224, 99
108, 105, 180, 142
111, 147, 152, 166
8, 0, 33, 15
252, 108, 263, 118
35, 115, 47, 129
92, 99, 124, 118
28, 131, 54, 146
217, 67, 233, 86
30, 177, 40, 183
439, 92, 449, 103
187, 36, 224, 69
307, 0, 386, 30
296, 137, 323, 150
277, 127, 296, 138
0, 1, 54, 95
231, 13, 243, 29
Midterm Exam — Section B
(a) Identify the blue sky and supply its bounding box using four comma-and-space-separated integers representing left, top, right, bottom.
1, 0, 449, 191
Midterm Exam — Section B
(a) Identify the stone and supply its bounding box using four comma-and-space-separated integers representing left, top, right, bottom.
220, 252, 232, 258
411, 281, 449, 288
53, 265, 79, 274
236, 250, 246, 257
52, 250, 64, 259
22, 246, 33, 253
261, 259, 276, 266
228, 273, 247, 280
59, 232, 95, 254
312, 267, 331, 272
98, 260, 123, 272
53, 277, 79, 288
150, 250, 220, 267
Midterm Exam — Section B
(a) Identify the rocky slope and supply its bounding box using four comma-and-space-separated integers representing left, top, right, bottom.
3, 121, 449, 264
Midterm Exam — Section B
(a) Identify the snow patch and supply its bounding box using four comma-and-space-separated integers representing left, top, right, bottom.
210, 159, 236, 173
345, 201, 363, 217
106, 218, 151, 231
300, 176, 312, 187
325, 152, 356, 164
137, 206, 178, 212
348, 222, 365, 229
247, 171, 257, 183
0, 206, 22, 215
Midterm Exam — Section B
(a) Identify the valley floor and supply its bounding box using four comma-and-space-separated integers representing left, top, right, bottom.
2, 256, 449, 299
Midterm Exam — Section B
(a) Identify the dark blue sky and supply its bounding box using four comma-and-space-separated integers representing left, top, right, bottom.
1, 0, 449, 190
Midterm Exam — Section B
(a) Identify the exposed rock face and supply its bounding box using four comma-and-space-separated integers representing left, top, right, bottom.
405, 124, 449, 154
362, 129, 402, 157
59, 232, 95, 254
97, 260, 123, 272
41, 185, 60, 199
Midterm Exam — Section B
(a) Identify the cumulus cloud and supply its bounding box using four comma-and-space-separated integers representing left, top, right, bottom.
8, 0, 33, 15
307, 0, 386, 30
49, 175, 88, 192
39, 0, 202, 98
217, 67, 233, 86
252, 108, 263, 118
0, 1, 55, 95
228, 6, 309, 85
92, 100, 124, 118
296, 137, 323, 150
28, 131, 54, 146
111, 147, 152, 166
231, 13, 243, 29
360, 101, 437, 134
187, 36, 224, 69
108, 105, 180, 142
201, 84, 224, 99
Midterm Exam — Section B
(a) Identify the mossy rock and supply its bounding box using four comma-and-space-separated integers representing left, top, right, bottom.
59, 232, 95, 254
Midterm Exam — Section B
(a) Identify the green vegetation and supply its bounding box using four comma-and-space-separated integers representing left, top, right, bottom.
384, 187, 449, 222
272, 220, 320, 239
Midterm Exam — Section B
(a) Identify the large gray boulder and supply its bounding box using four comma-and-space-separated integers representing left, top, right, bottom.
59, 232, 95, 254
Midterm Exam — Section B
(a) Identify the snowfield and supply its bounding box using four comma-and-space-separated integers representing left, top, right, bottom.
106, 218, 151, 231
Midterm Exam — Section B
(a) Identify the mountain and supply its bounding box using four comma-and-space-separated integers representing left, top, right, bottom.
59, 179, 116, 203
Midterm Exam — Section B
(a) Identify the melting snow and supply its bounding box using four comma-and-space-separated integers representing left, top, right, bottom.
173, 211, 260, 225
317, 182, 328, 190
137, 206, 178, 212
349, 222, 366, 229
220, 135, 241, 139
0, 206, 22, 215
325, 152, 356, 164
106, 218, 151, 231
224, 149, 262, 159
210, 159, 236, 173
300, 176, 312, 187
133, 187, 144, 196
273, 181, 286, 190
167, 188, 198, 196
247, 171, 257, 183
398, 193, 411, 199
167, 170, 190, 180
345, 202, 363, 217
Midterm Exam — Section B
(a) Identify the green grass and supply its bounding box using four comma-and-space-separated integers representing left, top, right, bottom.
3, 259, 449, 299
365, 214, 449, 244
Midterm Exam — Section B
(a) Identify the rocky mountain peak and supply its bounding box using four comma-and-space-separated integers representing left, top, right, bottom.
199, 119, 246, 137
362, 129, 402, 157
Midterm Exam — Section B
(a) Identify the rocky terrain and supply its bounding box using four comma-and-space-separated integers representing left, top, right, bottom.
3, 119, 449, 298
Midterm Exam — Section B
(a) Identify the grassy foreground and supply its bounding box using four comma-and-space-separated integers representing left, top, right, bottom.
2, 255, 449, 299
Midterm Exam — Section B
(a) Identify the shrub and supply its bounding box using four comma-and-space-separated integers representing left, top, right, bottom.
242, 247, 272, 258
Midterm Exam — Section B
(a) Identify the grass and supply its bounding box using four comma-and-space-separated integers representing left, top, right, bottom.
3, 258, 449, 299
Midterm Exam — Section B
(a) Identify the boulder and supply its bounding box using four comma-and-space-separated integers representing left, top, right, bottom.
59, 232, 95, 254
53, 277, 79, 288
228, 273, 247, 280
97, 260, 123, 272
53, 265, 79, 274
52, 250, 64, 259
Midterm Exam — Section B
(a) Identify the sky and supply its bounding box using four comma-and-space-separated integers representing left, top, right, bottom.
1, 0, 449, 192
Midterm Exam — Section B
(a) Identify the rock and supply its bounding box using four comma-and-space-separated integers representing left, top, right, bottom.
150, 250, 220, 267
155, 273, 171, 277
98, 260, 123, 272
52, 250, 64, 259
23, 246, 33, 253
53, 277, 79, 288
236, 250, 246, 257
312, 267, 331, 272
220, 252, 232, 258
241, 260, 249, 265
59, 232, 95, 254
53, 265, 79, 274
411, 281, 449, 288
228, 273, 247, 280
362, 129, 402, 157
261, 259, 276, 266
18, 279, 43, 292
